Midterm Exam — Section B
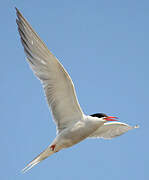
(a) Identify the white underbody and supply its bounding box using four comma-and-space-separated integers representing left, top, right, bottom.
52, 115, 105, 151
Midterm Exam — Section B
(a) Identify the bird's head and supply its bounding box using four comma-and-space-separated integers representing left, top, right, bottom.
90, 113, 118, 121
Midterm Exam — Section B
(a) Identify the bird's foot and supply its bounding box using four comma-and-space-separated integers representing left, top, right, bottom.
50, 144, 56, 151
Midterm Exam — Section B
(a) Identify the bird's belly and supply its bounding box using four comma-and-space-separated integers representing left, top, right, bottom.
58, 121, 101, 148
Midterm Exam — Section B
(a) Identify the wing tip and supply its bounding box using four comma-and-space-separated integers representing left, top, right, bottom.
15, 7, 20, 17
15, 7, 18, 12
134, 124, 139, 129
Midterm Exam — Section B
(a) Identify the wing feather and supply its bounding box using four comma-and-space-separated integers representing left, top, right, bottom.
16, 8, 83, 132
89, 122, 139, 139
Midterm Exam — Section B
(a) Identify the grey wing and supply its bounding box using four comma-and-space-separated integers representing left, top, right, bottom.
16, 8, 83, 132
89, 122, 139, 139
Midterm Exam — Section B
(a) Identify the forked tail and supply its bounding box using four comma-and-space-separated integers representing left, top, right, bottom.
21, 146, 55, 173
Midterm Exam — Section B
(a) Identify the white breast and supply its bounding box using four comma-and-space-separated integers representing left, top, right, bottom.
53, 115, 105, 149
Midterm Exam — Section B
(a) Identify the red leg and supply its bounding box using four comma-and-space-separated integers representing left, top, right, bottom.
50, 144, 56, 151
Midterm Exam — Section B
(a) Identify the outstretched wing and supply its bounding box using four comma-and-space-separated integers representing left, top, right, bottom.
89, 122, 139, 139
16, 8, 83, 132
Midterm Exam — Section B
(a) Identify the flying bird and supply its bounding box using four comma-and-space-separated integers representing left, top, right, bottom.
16, 8, 139, 173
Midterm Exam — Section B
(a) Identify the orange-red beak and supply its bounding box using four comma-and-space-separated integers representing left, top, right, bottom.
104, 116, 118, 121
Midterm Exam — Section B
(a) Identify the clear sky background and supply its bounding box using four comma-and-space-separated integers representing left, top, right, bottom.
1, 0, 148, 180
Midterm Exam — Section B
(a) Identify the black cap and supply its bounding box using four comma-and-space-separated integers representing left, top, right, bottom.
90, 113, 107, 118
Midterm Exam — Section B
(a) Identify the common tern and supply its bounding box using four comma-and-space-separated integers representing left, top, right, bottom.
16, 8, 139, 173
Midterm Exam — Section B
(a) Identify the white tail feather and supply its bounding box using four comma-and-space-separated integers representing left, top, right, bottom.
21, 146, 55, 173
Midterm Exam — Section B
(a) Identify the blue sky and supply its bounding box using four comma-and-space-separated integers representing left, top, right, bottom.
1, 0, 148, 180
